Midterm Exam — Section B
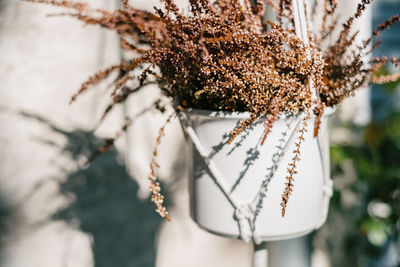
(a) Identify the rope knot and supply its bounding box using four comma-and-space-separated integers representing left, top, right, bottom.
323, 179, 333, 197
234, 203, 257, 243
235, 203, 254, 220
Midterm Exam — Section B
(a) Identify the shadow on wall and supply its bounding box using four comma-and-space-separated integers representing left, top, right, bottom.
0, 195, 11, 263
19, 111, 163, 267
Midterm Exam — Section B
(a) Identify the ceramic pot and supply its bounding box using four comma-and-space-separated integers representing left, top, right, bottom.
180, 108, 334, 242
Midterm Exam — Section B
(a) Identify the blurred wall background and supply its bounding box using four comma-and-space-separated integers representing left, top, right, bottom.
0, 1, 252, 266
0, 1, 399, 267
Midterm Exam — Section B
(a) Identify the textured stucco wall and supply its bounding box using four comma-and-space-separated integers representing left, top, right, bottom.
0, 1, 121, 266
0, 1, 376, 267
0, 1, 252, 267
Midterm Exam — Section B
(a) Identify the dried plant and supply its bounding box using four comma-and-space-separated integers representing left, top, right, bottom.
27, 0, 400, 219
148, 113, 175, 221
281, 113, 309, 217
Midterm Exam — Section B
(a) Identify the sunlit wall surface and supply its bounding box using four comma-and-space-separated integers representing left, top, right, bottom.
0, 1, 399, 267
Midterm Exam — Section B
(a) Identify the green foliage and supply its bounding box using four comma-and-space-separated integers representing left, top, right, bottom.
326, 80, 400, 266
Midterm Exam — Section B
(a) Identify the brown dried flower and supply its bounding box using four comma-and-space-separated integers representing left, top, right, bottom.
27, 0, 400, 219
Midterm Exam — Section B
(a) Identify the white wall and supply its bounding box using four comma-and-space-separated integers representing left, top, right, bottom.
0, 1, 373, 267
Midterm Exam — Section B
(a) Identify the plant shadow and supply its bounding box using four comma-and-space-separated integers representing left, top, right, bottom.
18, 111, 163, 267
0, 195, 11, 263
191, 117, 297, 220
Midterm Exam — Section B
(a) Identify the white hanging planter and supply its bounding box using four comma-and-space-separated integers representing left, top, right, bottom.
176, 0, 334, 244
179, 108, 334, 243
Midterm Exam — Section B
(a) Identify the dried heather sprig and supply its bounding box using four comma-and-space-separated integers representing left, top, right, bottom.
260, 97, 281, 145
70, 65, 120, 104
281, 113, 309, 217
228, 109, 266, 145
25, 0, 88, 11
326, 0, 373, 62
148, 113, 174, 221
373, 15, 400, 37
371, 56, 388, 65
371, 73, 400, 84
260, 113, 278, 146
391, 57, 400, 67
321, 0, 338, 34
313, 101, 325, 138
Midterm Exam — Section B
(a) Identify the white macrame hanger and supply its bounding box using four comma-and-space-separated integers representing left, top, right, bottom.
178, 0, 316, 243
292, 0, 333, 229
179, 110, 303, 245
179, 112, 257, 243
292, 0, 334, 231
179, 1, 333, 266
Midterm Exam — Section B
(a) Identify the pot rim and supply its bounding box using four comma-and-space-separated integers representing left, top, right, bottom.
183, 106, 336, 119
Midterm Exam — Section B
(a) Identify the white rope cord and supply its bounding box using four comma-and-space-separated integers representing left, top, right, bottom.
250, 0, 327, 233
180, 112, 303, 244
179, 112, 256, 243
179, 113, 259, 243
182, 117, 241, 207
180, 110, 331, 242
293, 0, 333, 229
293, 0, 309, 45
235, 203, 258, 243
293, 0, 318, 101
